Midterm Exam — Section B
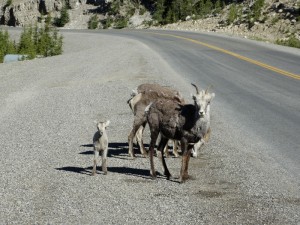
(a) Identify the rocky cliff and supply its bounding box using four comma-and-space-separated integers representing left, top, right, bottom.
159, 0, 300, 43
0, 0, 95, 27
0, 0, 299, 44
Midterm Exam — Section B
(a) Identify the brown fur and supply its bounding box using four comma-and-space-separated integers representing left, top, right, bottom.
127, 83, 184, 158
146, 83, 211, 183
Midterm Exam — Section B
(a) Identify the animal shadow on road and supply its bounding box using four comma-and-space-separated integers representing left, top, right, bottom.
55, 142, 178, 181
80, 142, 149, 159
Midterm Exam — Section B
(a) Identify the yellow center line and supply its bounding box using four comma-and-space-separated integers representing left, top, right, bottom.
151, 32, 300, 80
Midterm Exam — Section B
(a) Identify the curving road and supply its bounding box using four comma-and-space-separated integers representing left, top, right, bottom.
97, 29, 300, 178
1, 28, 300, 224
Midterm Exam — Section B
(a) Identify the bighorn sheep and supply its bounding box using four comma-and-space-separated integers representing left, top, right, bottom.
127, 83, 184, 158
192, 85, 215, 157
92, 120, 110, 175
146, 83, 215, 183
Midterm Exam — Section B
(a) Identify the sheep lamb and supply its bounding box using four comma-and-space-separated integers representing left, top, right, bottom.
92, 120, 110, 175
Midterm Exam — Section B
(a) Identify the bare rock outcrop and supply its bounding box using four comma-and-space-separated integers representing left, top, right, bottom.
0, 0, 88, 26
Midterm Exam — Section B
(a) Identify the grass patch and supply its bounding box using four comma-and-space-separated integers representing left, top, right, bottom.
276, 35, 300, 48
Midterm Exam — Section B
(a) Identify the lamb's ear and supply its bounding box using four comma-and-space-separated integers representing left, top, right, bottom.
94, 120, 98, 126
211, 93, 215, 100
105, 120, 110, 128
192, 94, 197, 101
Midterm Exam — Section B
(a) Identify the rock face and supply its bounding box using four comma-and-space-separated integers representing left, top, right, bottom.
159, 0, 299, 43
0, 0, 90, 26
0, 0, 299, 43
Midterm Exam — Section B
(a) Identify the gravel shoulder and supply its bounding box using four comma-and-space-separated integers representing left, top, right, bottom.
0, 30, 299, 224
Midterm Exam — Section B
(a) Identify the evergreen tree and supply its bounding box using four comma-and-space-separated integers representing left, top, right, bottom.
18, 26, 36, 59
55, 5, 70, 27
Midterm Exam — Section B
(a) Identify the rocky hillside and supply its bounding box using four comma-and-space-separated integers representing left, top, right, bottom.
0, 0, 299, 44
158, 0, 300, 44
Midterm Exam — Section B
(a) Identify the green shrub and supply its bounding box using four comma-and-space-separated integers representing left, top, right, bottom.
227, 3, 238, 24
5, 0, 12, 7
114, 16, 128, 29
252, 0, 264, 21
108, 0, 121, 15
18, 26, 37, 59
101, 17, 113, 29
276, 35, 300, 49
0, 29, 17, 63
54, 5, 70, 27
88, 15, 99, 29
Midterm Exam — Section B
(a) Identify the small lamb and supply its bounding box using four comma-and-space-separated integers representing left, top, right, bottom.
92, 120, 110, 176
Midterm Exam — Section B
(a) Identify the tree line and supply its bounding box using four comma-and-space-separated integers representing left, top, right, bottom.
0, 16, 63, 63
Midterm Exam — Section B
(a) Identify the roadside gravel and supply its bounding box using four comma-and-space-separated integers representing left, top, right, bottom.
0, 29, 299, 224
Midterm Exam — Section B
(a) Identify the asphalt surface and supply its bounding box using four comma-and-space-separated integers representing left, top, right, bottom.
103, 29, 300, 178
0, 28, 299, 224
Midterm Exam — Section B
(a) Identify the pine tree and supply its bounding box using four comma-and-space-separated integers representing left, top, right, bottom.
18, 26, 36, 59
55, 5, 70, 27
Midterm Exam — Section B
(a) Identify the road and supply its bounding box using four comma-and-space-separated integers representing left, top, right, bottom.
0, 28, 299, 224
102, 29, 300, 178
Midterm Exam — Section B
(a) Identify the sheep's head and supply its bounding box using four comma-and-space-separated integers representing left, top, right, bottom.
192, 84, 215, 117
97, 120, 110, 135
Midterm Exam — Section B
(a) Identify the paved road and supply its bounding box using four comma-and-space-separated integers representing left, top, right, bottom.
100, 29, 300, 178
0, 28, 299, 224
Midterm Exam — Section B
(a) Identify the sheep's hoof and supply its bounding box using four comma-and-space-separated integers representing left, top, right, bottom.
179, 174, 189, 183
103, 172, 107, 175
150, 172, 157, 180
91, 172, 96, 176
142, 152, 149, 158
129, 154, 136, 159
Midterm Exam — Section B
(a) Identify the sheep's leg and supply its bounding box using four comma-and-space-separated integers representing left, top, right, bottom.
204, 127, 211, 142
92, 150, 99, 176
158, 137, 171, 179
163, 139, 170, 157
128, 128, 136, 158
135, 123, 148, 157
172, 140, 180, 157
102, 149, 108, 175
149, 130, 159, 179
179, 141, 192, 183
128, 118, 146, 158
192, 140, 203, 158
149, 138, 158, 179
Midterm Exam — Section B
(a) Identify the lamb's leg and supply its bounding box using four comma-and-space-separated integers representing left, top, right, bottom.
92, 150, 99, 176
158, 136, 171, 179
135, 123, 148, 157
102, 149, 108, 175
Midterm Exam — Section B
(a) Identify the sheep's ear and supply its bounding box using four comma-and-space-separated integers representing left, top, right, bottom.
94, 120, 98, 125
211, 93, 215, 100
192, 94, 197, 101
105, 120, 110, 127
